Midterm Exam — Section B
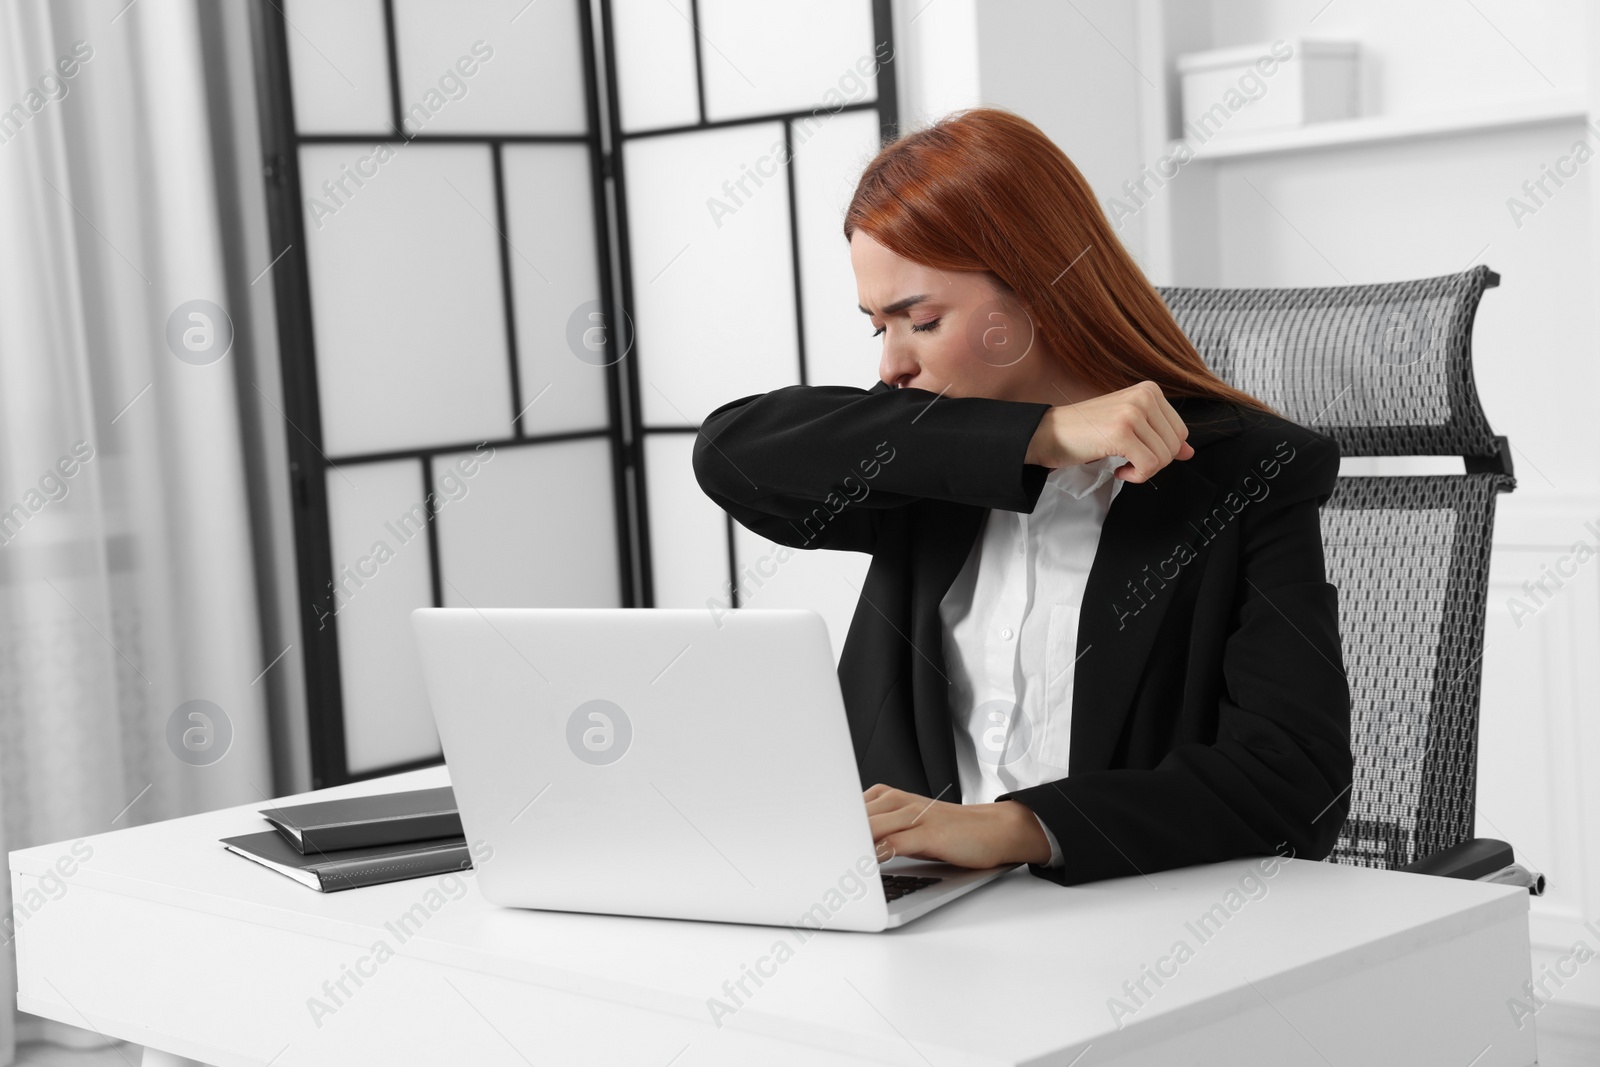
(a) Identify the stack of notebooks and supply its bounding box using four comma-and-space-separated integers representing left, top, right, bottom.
220, 786, 469, 892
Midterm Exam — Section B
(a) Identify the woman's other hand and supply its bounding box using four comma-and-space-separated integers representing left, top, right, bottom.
1024, 380, 1194, 482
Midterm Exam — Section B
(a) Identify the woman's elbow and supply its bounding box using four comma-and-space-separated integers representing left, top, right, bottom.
1295, 741, 1354, 862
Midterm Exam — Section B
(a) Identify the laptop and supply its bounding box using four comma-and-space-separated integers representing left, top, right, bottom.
410, 607, 1020, 932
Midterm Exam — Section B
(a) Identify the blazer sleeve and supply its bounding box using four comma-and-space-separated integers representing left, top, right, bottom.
692, 380, 1054, 554
995, 431, 1353, 886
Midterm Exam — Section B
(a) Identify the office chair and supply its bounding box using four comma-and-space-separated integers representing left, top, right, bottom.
1157, 265, 1544, 896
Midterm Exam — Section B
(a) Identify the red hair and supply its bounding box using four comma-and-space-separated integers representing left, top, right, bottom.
843, 107, 1278, 421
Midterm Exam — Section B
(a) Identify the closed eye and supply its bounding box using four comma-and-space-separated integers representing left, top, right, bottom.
871, 318, 941, 338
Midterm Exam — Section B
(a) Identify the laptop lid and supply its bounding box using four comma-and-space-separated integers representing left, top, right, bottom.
411, 607, 890, 931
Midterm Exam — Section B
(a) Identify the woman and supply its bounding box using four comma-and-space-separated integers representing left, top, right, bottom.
691, 108, 1352, 887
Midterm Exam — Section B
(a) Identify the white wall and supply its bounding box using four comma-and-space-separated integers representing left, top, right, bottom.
890, 0, 981, 129
971, 0, 1149, 261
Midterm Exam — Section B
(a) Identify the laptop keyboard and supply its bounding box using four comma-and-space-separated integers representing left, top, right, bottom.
882, 873, 943, 902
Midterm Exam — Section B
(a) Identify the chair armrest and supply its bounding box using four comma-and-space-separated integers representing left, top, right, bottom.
1481, 862, 1546, 896
1398, 838, 1514, 880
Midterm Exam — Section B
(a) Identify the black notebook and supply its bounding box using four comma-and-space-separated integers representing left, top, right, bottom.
260, 785, 461, 854
221, 829, 472, 892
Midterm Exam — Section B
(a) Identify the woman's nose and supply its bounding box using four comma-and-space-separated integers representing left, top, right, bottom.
880, 345, 916, 388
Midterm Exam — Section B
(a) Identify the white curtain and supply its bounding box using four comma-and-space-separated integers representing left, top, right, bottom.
0, 0, 275, 1060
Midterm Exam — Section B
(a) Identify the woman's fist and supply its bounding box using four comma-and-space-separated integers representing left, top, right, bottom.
1024, 380, 1194, 482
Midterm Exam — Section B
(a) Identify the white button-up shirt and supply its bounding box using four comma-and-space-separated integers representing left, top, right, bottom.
938, 454, 1127, 868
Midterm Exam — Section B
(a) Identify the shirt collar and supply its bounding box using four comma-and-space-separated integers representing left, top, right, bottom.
1045, 454, 1127, 501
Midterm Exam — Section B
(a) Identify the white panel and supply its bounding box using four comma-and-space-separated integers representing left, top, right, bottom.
697, 0, 878, 122
300, 143, 513, 456
644, 434, 729, 609
432, 441, 622, 609
624, 124, 800, 426
391, 0, 586, 135
731, 524, 869, 667
791, 108, 881, 388
283, 0, 392, 134
501, 145, 610, 435
324, 460, 441, 773
612, 0, 701, 132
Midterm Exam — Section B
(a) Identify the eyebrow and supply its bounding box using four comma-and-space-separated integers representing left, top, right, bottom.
858, 293, 930, 316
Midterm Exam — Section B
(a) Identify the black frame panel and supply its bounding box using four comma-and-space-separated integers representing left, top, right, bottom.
252, 0, 899, 786
613, 0, 900, 612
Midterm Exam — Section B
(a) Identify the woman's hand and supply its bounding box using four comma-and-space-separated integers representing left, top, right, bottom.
864, 784, 1053, 869
1024, 380, 1194, 482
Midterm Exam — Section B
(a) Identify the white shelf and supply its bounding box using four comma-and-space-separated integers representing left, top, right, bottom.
1174, 93, 1589, 161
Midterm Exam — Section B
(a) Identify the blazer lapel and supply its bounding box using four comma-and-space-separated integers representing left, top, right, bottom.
908, 501, 987, 798
1069, 400, 1237, 773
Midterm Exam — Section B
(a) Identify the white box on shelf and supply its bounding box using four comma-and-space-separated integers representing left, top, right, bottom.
1177, 39, 1358, 140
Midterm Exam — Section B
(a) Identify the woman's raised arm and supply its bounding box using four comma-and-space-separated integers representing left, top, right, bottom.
692, 380, 1053, 554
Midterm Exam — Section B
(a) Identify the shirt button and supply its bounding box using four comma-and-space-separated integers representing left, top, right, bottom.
1001, 628, 1014, 640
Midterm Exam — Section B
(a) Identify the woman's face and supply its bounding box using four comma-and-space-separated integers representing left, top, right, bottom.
850, 229, 1084, 405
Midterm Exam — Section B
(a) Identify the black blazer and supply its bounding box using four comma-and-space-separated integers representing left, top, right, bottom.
692, 379, 1352, 887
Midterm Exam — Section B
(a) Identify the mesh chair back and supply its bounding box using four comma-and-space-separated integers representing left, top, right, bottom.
1157, 267, 1514, 870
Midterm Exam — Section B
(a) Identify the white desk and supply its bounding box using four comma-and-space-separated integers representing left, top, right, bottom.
12, 764, 1538, 1066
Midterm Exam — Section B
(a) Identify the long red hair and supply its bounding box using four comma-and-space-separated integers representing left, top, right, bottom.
843, 107, 1278, 422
